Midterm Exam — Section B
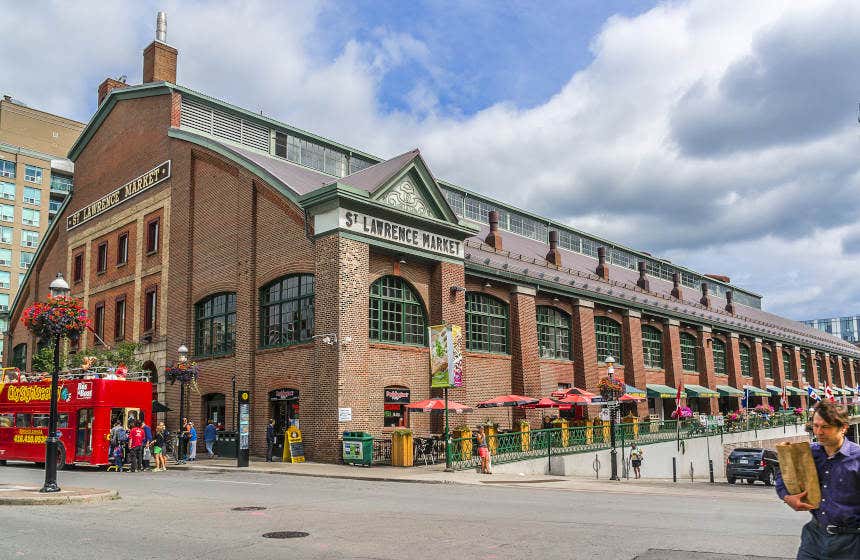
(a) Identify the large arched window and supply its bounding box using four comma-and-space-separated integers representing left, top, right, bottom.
680, 333, 698, 372
260, 274, 314, 348
595, 316, 622, 364
195, 293, 237, 357
762, 348, 773, 378
369, 276, 426, 346
465, 292, 508, 353
11, 343, 26, 371
537, 306, 570, 360
782, 350, 793, 381
641, 326, 662, 368
712, 338, 727, 375
739, 344, 751, 376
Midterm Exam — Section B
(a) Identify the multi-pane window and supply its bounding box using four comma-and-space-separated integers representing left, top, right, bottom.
93, 303, 105, 342
536, 306, 570, 360
195, 293, 237, 356
49, 200, 62, 214
595, 316, 623, 364
22, 208, 39, 227
739, 344, 751, 376
117, 233, 128, 265
369, 276, 427, 346
50, 174, 73, 193
20, 230, 38, 248
0, 317, 7, 331
0, 204, 13, 223
783, 351, 793, 381
144, 288, 158, 332
11, 343, 26, 371
0, 226, 12, 244
0, 160, 14, 179
146, 219, 159, 253
97, 242, 108, 273
274, 131, 348, 177
680, 332, 698, 372
641, 326, 662, 368
762, 348, 773, 378
0, 182, 14, 200
0, 248, 10, 266
0, 271, 11, 289
0, 294, 8, 311
19, 251, 33, 269
23, 187, 41, 205
465, 292, 508, 353
712, 338, 727, 375
114, 298, 126, 340
259, 274, 314, 348
17, 272, 24, 286
73, 253, 83, 283
24, 165, 42, 183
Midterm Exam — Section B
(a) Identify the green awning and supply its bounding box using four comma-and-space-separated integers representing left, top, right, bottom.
683, 384, 719, 397
716, 385, 745, 396
766, 385, 782, 395
830, 387, 844, 396
646, 384, 686, 399
624, 384, 646, 398
783, 385, 806, 396
842, 387, 855, 396
743, 385, 771, 397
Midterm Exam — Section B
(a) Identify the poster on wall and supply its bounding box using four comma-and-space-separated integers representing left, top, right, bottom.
429, 324, 463, 389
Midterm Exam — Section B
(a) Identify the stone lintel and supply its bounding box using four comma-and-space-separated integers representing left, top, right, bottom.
572, 298, 594, 309
510, 285, 537, 296
663, 318, 680, 327
698, 325, 712, 333
753, 337, 762, 344
623, 309, 641, 318
729, 332, 739, 339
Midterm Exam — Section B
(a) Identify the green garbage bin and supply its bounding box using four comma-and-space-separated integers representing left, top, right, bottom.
216, 431, 238, 459
342, 431, 373, 466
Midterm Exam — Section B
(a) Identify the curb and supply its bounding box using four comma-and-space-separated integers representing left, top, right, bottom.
169, 463, 453, 485
0, 488, 119, 506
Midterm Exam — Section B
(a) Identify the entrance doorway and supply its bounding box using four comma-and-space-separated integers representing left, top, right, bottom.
204, 393, 226, 430
269, 388, 299, 460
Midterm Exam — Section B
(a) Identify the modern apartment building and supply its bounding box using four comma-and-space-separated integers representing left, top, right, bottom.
0, 95, 85, 360
801, 316, 860, 344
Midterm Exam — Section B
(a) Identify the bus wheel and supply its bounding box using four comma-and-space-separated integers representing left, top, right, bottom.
0, 460, 6, 466
56, 446, 66, 471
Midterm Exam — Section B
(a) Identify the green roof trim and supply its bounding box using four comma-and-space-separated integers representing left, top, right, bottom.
716, 385, 745, 396
683, 384, 719, 397
624, 384, 646, 397
767, 384, 805, 396
784, 385, 807, 395
646, 384, 684, 399
743, 385, 770, 397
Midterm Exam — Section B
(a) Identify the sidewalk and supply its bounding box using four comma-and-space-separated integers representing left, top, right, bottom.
0, 483, 118, 505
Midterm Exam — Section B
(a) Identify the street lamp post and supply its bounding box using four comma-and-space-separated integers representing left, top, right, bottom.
41, 273, 70, 493
177, 344, 188, 464
604, 355, 620, 481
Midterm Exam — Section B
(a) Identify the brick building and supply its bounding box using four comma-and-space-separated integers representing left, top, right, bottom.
6, 28, 859, 462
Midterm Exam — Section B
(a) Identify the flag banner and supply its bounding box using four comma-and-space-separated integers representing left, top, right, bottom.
429, 324, 463, 389
675, 382, 684, 411
741, 387, 750, 409
806, 385, 820, 402
824, 384, 834, 402
781, 386, 788, 410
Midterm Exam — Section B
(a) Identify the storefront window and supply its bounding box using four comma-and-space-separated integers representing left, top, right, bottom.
712, 338, 727, 375
594, 316, 622, 364
465, 292, 508, 353
536, 306, 570, 360
368, 276, 426, 346
383, 387, 410, 428
259, 274, 314, 348
195, 293, 237, 357
641, 326, 662, 368
680, 333, 698, 372
739, 344, 751, 376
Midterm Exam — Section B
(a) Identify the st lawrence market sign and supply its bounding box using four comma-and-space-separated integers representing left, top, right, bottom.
67, 161, 171, 231
340, 208, 463, 259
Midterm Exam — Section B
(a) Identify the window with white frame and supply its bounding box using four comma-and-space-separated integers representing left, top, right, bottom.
19, 251, 34, 269
0, 226, 12, 244
0, 182, 14, 201
0, 294, 8, 311
0, 160, 14, 179
0, 248, 11, 266
0, 271, 10, 289
23, 187, 40, 205
20, 230, 38, 248
0, 205, 13, 223
22, 208, 39, 227
24, 165, 42, 184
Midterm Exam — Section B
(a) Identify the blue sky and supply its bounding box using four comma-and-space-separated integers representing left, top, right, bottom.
2, 1, 860, 322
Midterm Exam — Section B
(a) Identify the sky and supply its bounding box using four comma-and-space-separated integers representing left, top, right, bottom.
2, 0, 859, 322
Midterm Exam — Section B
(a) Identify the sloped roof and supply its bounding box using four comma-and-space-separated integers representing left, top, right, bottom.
219, 142, 334, 196
341, 149, 420, 193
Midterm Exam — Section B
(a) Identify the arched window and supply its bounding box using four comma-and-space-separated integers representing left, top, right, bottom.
11, 343, 26, 371
595, 316, 622, 364
680, 333, 698, 372
195, 293, 237, 357
537, 306, 570, 360
641, 326, 662, 368
465, 292, 508, 353
762, 348, 773, 378
260, 274, 314, 348
739, 344, 751, 376
712, 338, 727, 375
369, 276, 426, 346
782, 351, 793, 381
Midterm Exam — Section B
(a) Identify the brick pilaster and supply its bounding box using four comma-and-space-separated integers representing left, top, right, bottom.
570, 298, 597, 391
750, 338, 767, 405
727, 333, 742, 389
697, 326, 717, 414
821, 353, 833, 388
509, 286, 541, 423
662, 319, 683, 389
791, 347, 808, 409
773, 343, 786, 388
847, 359, 857, 390
834, 356, 846, 389
807, 350, 820, 389
429, 261, 466, 326
621, 310, 647, 418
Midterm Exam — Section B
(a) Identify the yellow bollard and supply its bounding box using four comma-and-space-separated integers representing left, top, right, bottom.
391, 430, 414, 467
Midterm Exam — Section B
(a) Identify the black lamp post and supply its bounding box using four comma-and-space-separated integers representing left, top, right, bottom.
605, 355, 620, 481
176, 344, 188, 464
41, 273, 70, 493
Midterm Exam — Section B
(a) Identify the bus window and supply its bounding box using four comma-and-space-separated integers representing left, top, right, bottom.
16, 413, 32, 428
0, 414, 13, 427
124, 408, 141, 427
76, 409, 93, 457
58, 413, 69, 429
110, 408, 124, 428
33, 414, 50, 428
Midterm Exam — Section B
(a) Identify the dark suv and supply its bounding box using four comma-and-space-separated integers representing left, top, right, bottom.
726, 448, 778, 485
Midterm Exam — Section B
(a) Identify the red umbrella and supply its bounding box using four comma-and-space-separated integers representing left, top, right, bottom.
618, 394, 645, 402
523, 397, 571, 410
406, 399, 473, 413
551, 387, 597, 399
557, 394, 592, 405
476, 394, 538, 408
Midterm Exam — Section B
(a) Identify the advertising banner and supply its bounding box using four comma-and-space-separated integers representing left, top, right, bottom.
429, 324, 463, 389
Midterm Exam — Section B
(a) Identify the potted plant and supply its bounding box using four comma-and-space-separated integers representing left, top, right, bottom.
391, 428, 413, 467
597, 376, 625, 401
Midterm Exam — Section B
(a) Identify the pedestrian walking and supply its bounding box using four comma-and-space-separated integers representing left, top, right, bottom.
109, 418, 125, 456
153, 423, 167, 472
266, 419, 276, 462
141, 416, 153, 470
204, 419, 217, 459
776, 401, 860, 559
112, 440, 124, 472
476, 426, 492, 474
186, 421, 198, 461
128, 420, 145, 472
180, 416, 189, 461
630, 444, 644, 479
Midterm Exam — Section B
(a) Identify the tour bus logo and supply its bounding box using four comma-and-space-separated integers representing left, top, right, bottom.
6, 384, 51, 403
76, 382, 93, 400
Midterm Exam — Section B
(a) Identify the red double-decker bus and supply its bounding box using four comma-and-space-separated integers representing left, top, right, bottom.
0, 371, 152, 468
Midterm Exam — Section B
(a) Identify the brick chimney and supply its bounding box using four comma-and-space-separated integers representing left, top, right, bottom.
484, 210, 503, 250
700, 282, 710, 308
636, 261, 649, 291
143, 12, 178, 84
596, 247, 609, 280
671, 272, 682, 300
725, 291, 735, 314
546, 230, 562, 267
98, 77, 128, 106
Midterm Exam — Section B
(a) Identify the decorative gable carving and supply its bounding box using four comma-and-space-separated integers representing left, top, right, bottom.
380, 179, 433, 218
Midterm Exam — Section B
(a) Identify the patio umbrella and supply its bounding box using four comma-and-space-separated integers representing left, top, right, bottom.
551, 387, 597, 399
523, 397, 572, 410
475, 394, 538, 408
406, 399, 473, 413
618, 394, 645, 402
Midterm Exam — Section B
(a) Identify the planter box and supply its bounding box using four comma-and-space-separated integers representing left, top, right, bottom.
391, 432, 413, 467
553, 419, 570, 446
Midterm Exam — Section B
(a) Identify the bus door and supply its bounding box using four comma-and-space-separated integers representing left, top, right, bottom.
75, 409, 94, 460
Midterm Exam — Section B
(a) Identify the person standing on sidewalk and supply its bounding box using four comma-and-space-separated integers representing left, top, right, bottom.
204, 419, 217, 459
776, 401, 860, 559
630, 444, 644, 479
153, 423, 167, 472
128, 421, 145, 472
476, 426, 491, 474
186, 421, 198, 461
266, 419, 276, 462
141, 416, 153, 470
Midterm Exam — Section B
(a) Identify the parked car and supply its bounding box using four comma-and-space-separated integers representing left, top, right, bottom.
726, 448, 778, 485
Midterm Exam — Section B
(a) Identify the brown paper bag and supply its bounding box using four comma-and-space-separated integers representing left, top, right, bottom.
776, 442, 821, 508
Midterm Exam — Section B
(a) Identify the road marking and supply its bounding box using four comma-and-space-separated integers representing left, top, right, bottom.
201, 479, 272, 486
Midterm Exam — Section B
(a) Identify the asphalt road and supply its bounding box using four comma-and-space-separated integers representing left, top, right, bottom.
0, 464, 803, 560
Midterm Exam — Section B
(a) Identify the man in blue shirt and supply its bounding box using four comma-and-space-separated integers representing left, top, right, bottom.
776, 401, 860, 559
186, 421, 198, 462
204, 419, 217, 459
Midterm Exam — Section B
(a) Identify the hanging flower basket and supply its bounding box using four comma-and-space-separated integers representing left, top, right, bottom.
671, 406, 693, 419
22, 296, 90, 341
598, 376, 624, 400
165, 361, 200, 385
